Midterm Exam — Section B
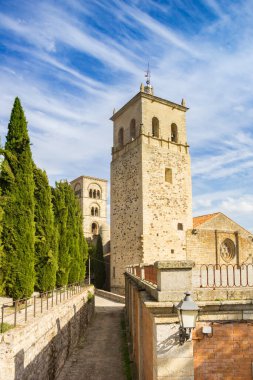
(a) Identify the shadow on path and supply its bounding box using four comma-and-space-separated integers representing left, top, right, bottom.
57, 296, 125, 380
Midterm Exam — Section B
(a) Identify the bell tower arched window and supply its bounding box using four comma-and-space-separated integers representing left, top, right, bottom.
118, 128, 124, 146
152, 117, 159, 138
130, 119, 136, 140
171, 123, 178, 143
91, 222, 99, 235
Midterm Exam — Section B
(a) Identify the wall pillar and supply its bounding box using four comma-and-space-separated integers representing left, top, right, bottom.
155, 260, 195, 302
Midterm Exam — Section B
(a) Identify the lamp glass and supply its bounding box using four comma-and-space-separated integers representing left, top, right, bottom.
180, 310, 198, 329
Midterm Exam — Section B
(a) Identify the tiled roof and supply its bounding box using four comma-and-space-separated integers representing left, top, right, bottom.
193, 213, 220, 228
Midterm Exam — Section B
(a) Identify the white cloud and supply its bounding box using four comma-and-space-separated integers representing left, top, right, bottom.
0, 0, 253, 231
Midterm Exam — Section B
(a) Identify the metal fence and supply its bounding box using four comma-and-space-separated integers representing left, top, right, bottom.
126, 263, 253, 290
197, 264, 253, 288
126, 265, 157, 285
0, 282, 88, 333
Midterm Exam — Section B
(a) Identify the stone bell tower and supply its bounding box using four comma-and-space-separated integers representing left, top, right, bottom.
110, 77, 192, 294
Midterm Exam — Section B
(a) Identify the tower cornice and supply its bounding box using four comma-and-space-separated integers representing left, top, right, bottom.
110, 91, 189, 121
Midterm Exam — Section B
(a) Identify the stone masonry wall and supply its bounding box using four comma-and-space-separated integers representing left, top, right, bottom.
0, 286, 94, 380
187, 213, 253, 265
142, 139, 192, 262
110, 143, 143, 292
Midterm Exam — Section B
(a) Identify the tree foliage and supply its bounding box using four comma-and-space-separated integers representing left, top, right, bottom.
34, 167, 57, 292
94, 234, 106, 289
0, 98, 88, 298
0, 97, 35, 299
52, 182, 69, 287
52, 181, 88, 286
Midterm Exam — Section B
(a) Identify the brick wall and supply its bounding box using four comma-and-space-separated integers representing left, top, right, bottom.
193, 321, 253, 380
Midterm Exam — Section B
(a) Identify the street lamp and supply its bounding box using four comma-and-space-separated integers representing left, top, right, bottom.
176, 291, 199, 345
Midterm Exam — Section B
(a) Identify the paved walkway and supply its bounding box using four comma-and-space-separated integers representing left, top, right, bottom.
57, 296, 126, 380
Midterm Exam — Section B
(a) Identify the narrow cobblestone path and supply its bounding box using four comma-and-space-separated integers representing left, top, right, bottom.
57, 295, 126, 380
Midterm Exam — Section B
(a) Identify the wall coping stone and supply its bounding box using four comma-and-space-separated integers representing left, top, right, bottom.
154, 260, 195, 269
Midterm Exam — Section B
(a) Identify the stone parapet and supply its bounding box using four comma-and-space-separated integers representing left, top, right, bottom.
0, 286, 94, 380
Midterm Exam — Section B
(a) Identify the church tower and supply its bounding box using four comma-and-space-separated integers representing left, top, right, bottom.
70, 176, 110, 249
110, 79, 192, 294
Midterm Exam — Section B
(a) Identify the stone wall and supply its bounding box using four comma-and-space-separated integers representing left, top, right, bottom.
142, 138, 192, 262
95, 289, 125, 304
0, 286, 94, 380
110, 142, 143, 293
187, 213, 253, 265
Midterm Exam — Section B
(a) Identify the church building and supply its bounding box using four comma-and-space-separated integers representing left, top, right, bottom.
110, 78, 253, 294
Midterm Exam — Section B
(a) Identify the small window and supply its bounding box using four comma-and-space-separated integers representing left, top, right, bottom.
97, 190, 100, 199
118, 128, 124, 146
95, 207, 99, 216
89, 189, 92, 198
93, 190, 96, 198
91, 222, 99, 235
130, 119, 136, 140
113, 267, 115, 278
177, 223, 183, 231
165, 168, 172, 183
152, 117, 159, 137
171, 249, 174, 254
91, 207, 94, 216
171, 123, 178, 143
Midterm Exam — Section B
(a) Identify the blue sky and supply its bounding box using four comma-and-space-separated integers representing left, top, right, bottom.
0, 0, 253, 231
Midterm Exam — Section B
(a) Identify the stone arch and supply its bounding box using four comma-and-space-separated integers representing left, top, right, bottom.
130, 119, 136, 140
171, 123, 178, 143
152, 117, 159, 138
118, 127, 124, 146
90, 203, 100, 217
88, 183, 102, 199
91, 222, 99, 235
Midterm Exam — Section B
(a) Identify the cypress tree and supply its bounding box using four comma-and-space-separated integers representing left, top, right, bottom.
34, 167, 57, 292
52, 181, 70, 287
52, 181, 88, 286
78, 221, 88, 282
0, 97, 35, 299
94, 234, 106, 289
0, 189, 5, 295
66, 184, 81, 284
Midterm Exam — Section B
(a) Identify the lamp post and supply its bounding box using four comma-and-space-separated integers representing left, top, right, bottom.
176, 291, 199, 345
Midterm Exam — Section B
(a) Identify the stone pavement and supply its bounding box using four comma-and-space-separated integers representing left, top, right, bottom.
57, 295, 126, 380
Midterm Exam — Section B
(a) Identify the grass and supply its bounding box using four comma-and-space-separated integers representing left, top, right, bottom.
0, 322, 13, 333
120, 312, 132, 380
87, 291, 94, 301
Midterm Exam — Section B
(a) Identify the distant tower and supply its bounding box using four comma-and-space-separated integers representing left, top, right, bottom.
70, 176, 110, 250
110, 77, 192, 294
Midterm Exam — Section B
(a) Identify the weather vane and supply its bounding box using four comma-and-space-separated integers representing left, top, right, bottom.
145, 62, 151, 86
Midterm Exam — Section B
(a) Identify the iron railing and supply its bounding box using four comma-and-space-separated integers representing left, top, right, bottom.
0, 282, 88, 333
126, 263, 253, 289
126, 265, 157, 285
197, 264, 253, 288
